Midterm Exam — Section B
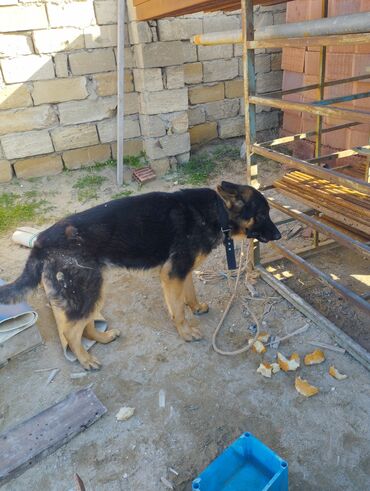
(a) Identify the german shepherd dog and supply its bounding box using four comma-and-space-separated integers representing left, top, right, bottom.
0, 181, 280, 369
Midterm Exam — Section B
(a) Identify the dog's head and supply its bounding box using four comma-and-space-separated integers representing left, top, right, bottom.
216, 181, 281, 243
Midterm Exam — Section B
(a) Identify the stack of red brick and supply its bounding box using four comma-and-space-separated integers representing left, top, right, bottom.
281, 0, 370, 159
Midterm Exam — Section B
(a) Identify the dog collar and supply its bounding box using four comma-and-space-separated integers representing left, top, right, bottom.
216, 196, 237, 270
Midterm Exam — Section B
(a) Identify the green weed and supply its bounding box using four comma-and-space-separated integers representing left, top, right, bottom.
111, 190, 133, 199
177, 153, 216, 185
72, 174, 107, 202
123, 151, 148, 169
0, 192, 49, 234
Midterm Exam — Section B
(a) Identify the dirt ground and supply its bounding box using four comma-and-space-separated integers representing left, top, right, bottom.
0, 142, 369, 490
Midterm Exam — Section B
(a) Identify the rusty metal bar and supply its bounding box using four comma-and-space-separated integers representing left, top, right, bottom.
268, 198, 370, 258
267, 74, 370, 98
249, 95, 370, 124
268, 242, 370, 314
308, 145, 370, 163
252, 144, 370, 195
257, 266, 370, 370
258, 122, 361, 148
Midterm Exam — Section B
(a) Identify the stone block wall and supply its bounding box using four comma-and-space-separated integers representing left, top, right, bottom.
0, 1, 285, 181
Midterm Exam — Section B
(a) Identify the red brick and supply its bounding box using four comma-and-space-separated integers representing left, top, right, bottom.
283, 110, 301, 134
305, 51, 320, 76
281, 47, 306, 73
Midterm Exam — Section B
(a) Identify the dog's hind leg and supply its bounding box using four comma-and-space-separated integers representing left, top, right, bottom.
160, 262, 203, 341
83, 320, 120, 344
50, 303, 101, 370
184, 272, 209, 315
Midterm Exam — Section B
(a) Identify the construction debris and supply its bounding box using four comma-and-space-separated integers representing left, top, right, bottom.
46, 368, 60, 385
307, 341, 345, 354
70, 372, 87, 380
329, 366, 348, 380
160, 476, 174, 489
277, 352, 300, 372
116, 407, 135, 421
295, 377, 319, 398
304, 349, 326, 366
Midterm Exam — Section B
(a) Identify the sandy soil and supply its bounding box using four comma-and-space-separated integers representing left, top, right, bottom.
0, 142, 369, 491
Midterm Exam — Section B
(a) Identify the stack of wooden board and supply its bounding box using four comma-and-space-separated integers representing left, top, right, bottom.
274, 170, 370, 240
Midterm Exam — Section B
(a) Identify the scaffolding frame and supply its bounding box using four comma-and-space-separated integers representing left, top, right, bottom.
194, 0, 370, 369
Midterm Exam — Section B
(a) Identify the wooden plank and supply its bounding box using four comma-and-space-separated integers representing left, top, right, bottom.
0, 387, 107, 485
257, 266, 370, 371
252, 144, 370, 195
0, 324, 42, 368
132, 0, 291, 21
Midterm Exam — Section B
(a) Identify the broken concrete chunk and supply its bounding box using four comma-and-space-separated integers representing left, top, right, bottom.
116, 406, 135, 421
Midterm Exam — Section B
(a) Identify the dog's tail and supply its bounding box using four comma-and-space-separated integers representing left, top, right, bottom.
0, 247, 45, 304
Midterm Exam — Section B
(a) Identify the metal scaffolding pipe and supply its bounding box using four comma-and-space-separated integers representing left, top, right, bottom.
192, 11, 370, 45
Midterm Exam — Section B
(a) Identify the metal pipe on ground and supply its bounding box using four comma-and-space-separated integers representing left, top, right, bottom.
192, 11, 370, 45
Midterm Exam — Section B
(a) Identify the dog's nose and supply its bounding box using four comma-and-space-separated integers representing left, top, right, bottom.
272, 230, 281, 240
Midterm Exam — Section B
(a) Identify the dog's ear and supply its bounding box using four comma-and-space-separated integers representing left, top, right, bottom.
217, 181, 243, 209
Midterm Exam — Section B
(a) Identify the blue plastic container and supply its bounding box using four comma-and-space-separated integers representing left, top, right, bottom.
192, 432, 288, 491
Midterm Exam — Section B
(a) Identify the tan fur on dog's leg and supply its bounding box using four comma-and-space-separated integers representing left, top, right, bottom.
184, 273, 208, 315
160, 263, 203, 341
83, 320, 120, 344
63, 317, 102, 370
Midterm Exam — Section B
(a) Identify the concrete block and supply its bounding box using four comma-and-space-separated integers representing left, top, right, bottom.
54, 53, 69, 77
165, 66, 184, 89
94, 0, 117, 24
189, 122, 218, 144
271, 51, 282, 71
140, 88, 188, 115
14, 155, 63, 179
203, 59, 238, 82
0, 34, 33, 57
51, 124, 99, 151
0, 160, 12, 182
123, 138, 143, 156
219, 117, 245, 139
204, 99, 240, 122
182, 42, 197, 62
1, 55, 55, 83
134, 41, 184, 68
125, 92, 139, 115
184, 62, 203, 84
98, 116, 140, 142
32, 77, 88, 105
176, 152, 190, 164
150, 157, 170, 176
188, 106, 206, 126
94, 71, 121, 96
63, 143, 111, 169
158, 18, 202, 41
257, 71, 283, 93
85, 25, 117, 48
0, 84, 32, 110
255, 54, 271, 74
160, 111, 188, 134
0, 5, 48, 32
133, 68, 163, 92
256, 111, 279, 131
225, 79, 244, 98
139, 114, 166, 137
33, 28, 84, 54
129, 21, 152, 44
0, 105, 57, 136
198, 45, 233, 61
189, 83, 224, 104
144, 132, 190, 159
47, 1, 96, 28
58, 96, 117, 125
203, 14, 240, 33
1, 130, 54, 159
69, 48, 116, 75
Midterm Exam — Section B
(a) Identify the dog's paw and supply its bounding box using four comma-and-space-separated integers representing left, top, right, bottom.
80, 353, 102, 371
178, 324, 203, 342
106, 328, 121, 341
192, 303, 209, 315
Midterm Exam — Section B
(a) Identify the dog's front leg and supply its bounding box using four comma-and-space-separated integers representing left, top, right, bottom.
184, 272, 209, 315
160, 264, 203, 341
